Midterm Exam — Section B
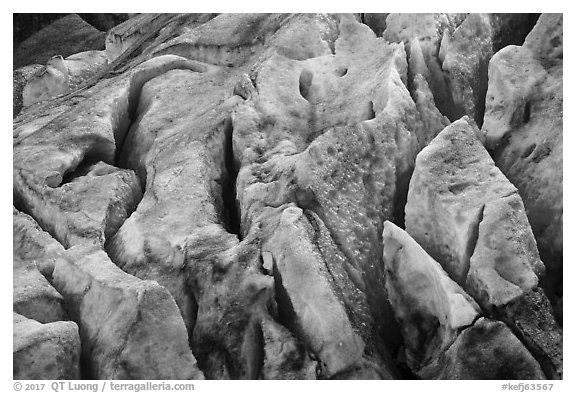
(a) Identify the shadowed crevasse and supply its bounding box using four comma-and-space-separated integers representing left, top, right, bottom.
221, 117, 242, 237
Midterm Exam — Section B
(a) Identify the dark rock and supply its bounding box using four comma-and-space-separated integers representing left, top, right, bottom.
260, 315, 317, 379
490, 14, 540, 52
362, 14, 389, 37
13, 13, 68, 46
14, 14, 105, 69
495, 288, 562, 379
422, 318, 545, 379
78, 13, 132, 32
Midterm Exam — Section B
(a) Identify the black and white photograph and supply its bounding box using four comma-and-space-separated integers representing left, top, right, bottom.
9, 3, 567, 389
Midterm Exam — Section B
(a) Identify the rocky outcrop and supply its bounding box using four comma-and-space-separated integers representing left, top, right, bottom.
13, 313, 81, 379
13, 13, 561, 380
482, 14, 563, 307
